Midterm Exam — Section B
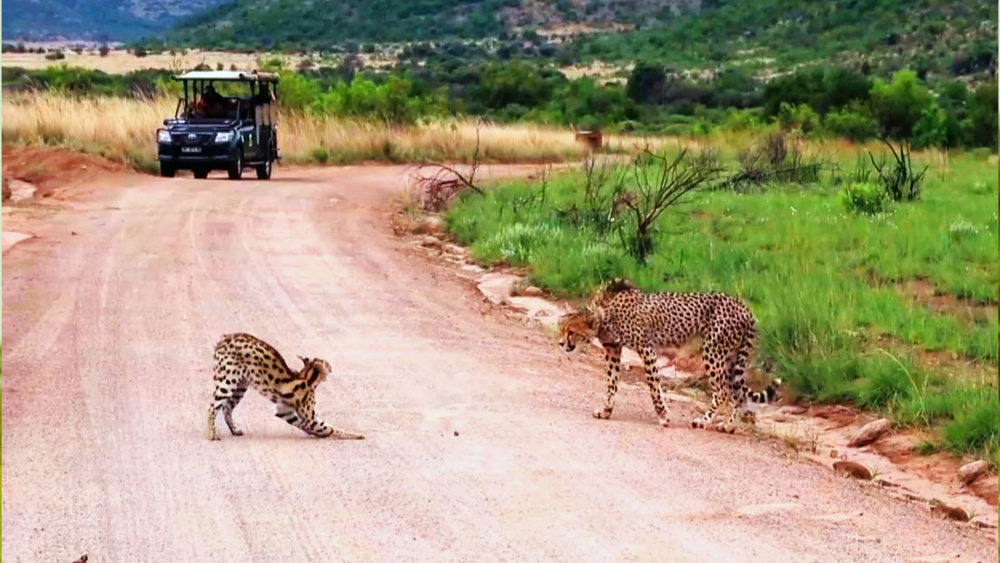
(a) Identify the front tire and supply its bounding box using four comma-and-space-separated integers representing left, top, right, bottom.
160, 164, 176, 178
256, 158, 273, 180
228, 150, 243, 180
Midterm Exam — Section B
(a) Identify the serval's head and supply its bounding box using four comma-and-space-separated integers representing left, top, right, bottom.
297, 356, 332, 387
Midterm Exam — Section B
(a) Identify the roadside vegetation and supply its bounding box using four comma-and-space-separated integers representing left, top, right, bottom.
0, 92, 591, 168
2, 56, 996, 168
439, 131, 999, 465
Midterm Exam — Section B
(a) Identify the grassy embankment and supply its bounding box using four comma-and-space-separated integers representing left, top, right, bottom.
0, 93, 618, 169
444, 136, 999, 465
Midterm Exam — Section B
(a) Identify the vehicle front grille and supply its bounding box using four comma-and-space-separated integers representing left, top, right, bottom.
171, 132, 215, 145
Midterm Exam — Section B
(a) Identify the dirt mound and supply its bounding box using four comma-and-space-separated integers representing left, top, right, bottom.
2, 145, 125, 199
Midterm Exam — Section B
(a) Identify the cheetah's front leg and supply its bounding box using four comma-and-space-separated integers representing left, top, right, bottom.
641, 347, 670, 427
593, 344, 622, 420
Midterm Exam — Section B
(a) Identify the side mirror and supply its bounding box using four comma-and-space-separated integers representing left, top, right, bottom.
163, 119, 171, 126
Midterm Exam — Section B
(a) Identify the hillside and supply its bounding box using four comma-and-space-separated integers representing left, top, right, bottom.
566, 0, 997, 76
2, 0, 226, 41
156, 0, 995, 81
163, 0, 698, 48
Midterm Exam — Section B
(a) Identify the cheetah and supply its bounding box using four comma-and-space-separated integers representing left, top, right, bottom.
558, 279, 780, 433
207, 333, 365, 441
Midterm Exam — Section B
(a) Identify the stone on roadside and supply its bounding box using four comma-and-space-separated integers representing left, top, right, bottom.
522, 286, 544, 297
847, 418, 892, 447
833, 460, 873, 480
957, 460, 989, 486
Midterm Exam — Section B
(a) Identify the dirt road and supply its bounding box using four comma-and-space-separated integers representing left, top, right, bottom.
2, 165, 996, 563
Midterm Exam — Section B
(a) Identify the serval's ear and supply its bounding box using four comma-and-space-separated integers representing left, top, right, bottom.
298, 355, 311, 365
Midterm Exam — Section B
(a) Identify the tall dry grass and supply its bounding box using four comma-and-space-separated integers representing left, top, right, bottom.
1, 93, 589, 167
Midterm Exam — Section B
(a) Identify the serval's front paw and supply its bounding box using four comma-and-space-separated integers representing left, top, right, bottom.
593, 407, 613, 420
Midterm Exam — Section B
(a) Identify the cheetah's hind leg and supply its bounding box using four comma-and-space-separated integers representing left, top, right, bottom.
719, 324, 757, 434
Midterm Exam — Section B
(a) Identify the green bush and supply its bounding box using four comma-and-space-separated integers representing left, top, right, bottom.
823, 104, 879, 142
777, 102, 820, 135
310, 147, 331, 164
869, 69, 934, 140
841, 182, 887, 215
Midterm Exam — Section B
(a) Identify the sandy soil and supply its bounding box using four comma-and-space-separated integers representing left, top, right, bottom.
2, 161, 997, 563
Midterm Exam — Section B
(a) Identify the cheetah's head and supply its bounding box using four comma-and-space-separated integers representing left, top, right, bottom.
557, 309, 598, 354
298, 356, 332, 387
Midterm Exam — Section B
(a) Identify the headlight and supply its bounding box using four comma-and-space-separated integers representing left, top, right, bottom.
157, 129, 171, 143
214, 132, 233, 143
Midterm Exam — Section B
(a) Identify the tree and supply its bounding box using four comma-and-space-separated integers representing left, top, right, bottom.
625, 62, 666, 104
868, 69, 934, 140
964, 81, 999, 149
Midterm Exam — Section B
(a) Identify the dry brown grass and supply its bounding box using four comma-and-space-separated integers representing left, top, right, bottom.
1, 92, 590, 166
2, 92, 960, 176
2, 49, 299, 74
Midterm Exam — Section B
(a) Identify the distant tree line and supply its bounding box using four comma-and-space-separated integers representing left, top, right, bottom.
4, 58, 996, 150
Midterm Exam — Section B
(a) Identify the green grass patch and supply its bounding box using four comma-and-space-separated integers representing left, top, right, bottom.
445, 146, 999, 464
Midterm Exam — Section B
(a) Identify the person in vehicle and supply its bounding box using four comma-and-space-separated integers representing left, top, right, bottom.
200, 84, 226, 118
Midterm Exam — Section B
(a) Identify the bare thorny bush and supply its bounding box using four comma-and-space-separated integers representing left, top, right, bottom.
412, 123, 487, 212
562, 146, 725, 263
621, 148, 725, 261
722, 132, 826, 193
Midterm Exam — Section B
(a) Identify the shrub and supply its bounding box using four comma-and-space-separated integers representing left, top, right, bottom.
841, 182, 886, 215
777, 102, 820, 135
823, 105, 879, 142
44, 50, 66, 61
310, 147, 331, 164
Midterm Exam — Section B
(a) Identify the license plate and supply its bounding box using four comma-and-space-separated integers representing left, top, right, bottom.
181, 146, 201, 153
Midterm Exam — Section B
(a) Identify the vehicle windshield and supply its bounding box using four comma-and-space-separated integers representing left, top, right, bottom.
174, 81, 259, 122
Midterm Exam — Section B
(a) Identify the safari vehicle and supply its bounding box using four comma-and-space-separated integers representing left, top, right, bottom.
156, 70, 281, 180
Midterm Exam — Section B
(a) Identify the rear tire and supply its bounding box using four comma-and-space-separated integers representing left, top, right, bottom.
193, 168, 210, 179
160, 164, 176, 178
228, 150, 243, 180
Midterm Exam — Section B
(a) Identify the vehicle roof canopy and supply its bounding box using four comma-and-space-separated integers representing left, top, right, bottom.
173, 70, 280, 83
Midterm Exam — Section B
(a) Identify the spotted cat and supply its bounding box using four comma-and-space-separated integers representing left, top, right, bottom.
558, 279, 780, 432
207, 332, 364, 440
